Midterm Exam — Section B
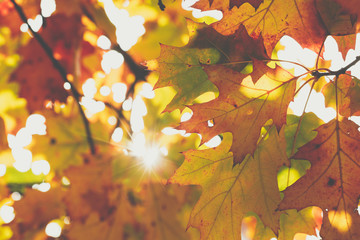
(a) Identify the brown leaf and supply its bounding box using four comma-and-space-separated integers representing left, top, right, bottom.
179, 61, 296, 164
0, 0, 40, 36
10, 187, 65, 239
195, 0, 357, 56
188, 22, 268, 72
9, 14, 93, 112
66, 187, 136, 240
333, 35, 357, 60
209, 0, 327, 56
139, 183, 193, 240
151, 20, 268, 112
279, 119, 360, 240
193, 0, 263, 12
347, 77, 360, 115
63, 155, 115, 222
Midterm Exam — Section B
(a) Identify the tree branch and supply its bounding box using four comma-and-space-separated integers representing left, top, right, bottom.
311, 55, 360, 78
111, 45, 149, 99
10, 0, 96, 154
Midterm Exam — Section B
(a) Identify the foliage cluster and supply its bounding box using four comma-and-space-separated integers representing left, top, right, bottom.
0, 0, 360, 239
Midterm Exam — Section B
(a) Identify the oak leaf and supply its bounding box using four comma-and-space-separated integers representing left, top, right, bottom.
179, 61, 296, 164
333, 34, 357, 60
279, 119, 360, 240
150, 20, 268, 112
209, 0, 326, 56
346, 77, 360, 115
250, 207, 317, 240
169, 127, 288, 239
196, 0, 357, 56
322, 75, 360, 117
193, 0, 263, 12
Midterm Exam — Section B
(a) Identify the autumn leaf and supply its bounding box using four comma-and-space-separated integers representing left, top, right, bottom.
3, 0, 360, 238
346, 77, 360, 115
9, 187, 65, 240
149, 20, 268, 112
333, 0, 360, 27
10, 14, 99, 112
284, 113, 324, 157
170, 127, 288, 239
139, 183, 195, 240
317, 0, 357, 36
322, 74, 360, 117
0, 0, 40, 36
31, 111, 109, 173
195, 0, 357, 56
0, 117, 8, 151
249, 207, 317, 240
64, 154, 137, 240
209, 0, 326, 55
279, 119, 360, 240
277, 208, 318, 240
322, 75, 351, 117
63, 154, 116, 221
180, 61, 296, 164
276, 113, 324, 191
193, 0, 263, 12
333, 34, 357, 60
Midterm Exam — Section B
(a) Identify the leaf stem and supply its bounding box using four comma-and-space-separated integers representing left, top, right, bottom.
10, 0, 96, 154
315, 40, 325, 70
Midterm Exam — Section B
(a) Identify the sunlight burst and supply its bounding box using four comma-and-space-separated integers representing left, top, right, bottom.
128, 133, 165, 171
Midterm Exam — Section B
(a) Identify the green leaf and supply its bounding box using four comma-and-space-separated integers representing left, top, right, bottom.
31, 111, 109, 173
170, 127, 288, 239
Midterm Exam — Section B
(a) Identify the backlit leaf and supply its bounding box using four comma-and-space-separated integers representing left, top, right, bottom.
280, 119, 360, 240
150, 20, 268, 112
170, 127, 288, 239
179, 61, 296, 164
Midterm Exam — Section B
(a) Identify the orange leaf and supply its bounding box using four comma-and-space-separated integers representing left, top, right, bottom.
280, 119, 360, 240
9, 14, 94, 112
169, 127, 288, 239
179, 61, 296, 164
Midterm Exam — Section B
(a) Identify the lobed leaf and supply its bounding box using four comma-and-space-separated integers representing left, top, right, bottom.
280, 119, 360, 240
170, 127, 288, 239
179, 61, 296, 164
150, 20, 268, 112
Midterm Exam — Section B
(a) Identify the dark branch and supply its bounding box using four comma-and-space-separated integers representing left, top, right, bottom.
311, 55, 360, 78
82, 4, 152, 137
112, 45, 149, 99
10, 0, 96, 154
158, 0, 166, 11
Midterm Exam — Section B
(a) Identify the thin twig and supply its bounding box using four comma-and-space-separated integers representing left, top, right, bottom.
315, 40, 325, 70
311, 55, 360, 78
11, 0, 96, 154
112, 45, 149, 99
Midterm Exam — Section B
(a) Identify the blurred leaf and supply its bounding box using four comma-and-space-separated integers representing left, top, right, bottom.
31, 111, 110, 173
